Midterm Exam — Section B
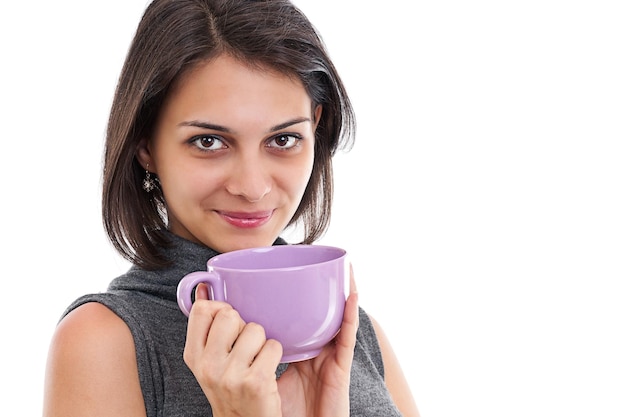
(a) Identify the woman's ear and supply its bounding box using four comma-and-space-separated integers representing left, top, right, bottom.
136, 138, 154, 173
313, 105, 323, 132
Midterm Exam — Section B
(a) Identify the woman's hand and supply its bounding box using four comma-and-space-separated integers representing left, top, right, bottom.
183, 267, 359, 417
277, 268, 359, 417
183, 284, 284, 417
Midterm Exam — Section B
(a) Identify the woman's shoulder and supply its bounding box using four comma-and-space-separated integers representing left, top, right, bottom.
56, 301, 132, 342
51, 303, 135, 366
357, 309, 421, 417
43, 302, 147, 416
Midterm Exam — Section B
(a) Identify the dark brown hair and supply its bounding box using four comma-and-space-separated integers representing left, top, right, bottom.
102, 0, 355, 269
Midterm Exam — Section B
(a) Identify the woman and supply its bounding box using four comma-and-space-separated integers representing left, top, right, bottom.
43, 1, 419, 416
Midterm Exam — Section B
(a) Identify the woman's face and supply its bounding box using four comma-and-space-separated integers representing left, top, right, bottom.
138, 54, 320, 253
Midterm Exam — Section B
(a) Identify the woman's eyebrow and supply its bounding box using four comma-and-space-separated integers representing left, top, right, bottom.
178, 120, 231, 132
177, 117, 311, 133
268, 117, 311, 132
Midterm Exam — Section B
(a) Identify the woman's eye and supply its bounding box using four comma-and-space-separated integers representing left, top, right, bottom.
191, 135, 226, 151
268, 134, 300, 149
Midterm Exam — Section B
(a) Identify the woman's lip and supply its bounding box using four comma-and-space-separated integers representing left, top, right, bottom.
217, 210, 274, 228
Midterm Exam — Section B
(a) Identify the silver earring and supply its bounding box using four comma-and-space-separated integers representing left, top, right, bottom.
143, 164, 157, 192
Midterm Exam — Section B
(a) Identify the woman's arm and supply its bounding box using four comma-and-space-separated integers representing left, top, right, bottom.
43, 302, 147, 417
370, 315, 421, 417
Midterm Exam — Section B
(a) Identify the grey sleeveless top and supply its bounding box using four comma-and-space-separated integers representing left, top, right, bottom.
62, 232, 401, 417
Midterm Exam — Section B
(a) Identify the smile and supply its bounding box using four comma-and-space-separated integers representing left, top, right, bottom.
217, 210, 274, 229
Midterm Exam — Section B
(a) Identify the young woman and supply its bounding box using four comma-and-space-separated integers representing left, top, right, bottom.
43, 1, 419, 416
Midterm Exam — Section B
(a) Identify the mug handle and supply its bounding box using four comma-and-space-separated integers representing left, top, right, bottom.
176, 271, 225, 316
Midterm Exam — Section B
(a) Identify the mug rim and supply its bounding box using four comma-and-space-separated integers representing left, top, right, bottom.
207, 244, 347, 272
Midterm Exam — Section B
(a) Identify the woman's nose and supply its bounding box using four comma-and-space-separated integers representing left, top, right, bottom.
225, 156, 272, 202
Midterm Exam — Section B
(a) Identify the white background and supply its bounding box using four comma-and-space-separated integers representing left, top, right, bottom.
1, 1, 625, 416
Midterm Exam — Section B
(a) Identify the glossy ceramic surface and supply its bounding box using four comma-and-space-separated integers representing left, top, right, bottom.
177, 245, 348, 363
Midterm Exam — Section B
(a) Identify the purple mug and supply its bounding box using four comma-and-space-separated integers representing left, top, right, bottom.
176, 245, 349, 363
